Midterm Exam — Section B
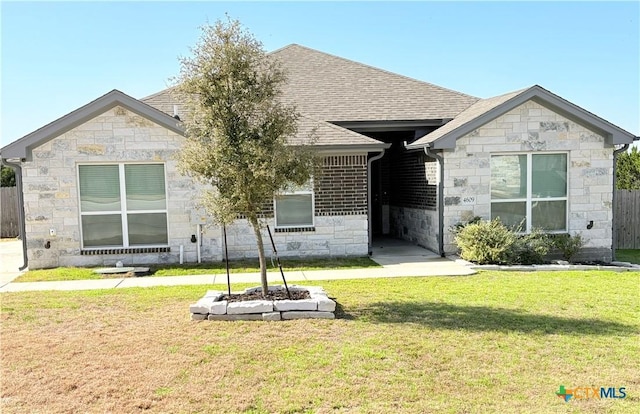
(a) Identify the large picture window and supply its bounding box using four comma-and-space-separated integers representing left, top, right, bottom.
490, 153, 567, 232
78, 164, 168, 248
274, 181, 314, 228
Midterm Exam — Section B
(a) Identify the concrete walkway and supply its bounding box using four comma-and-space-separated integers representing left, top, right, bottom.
0, 239, 476, 293
0, 239, 25, 286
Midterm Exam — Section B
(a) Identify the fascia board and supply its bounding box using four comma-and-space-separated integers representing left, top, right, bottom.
315, 143, 391, 154
407, 85, 635, 150
1, 90, 184, 160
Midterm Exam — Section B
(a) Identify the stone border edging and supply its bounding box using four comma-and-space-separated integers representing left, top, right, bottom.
189, 285, 336, 321
452, 256, 640, 272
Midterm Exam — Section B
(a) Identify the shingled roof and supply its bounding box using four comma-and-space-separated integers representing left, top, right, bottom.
294, 114, 388, 148
142, 44, 479, 124
270, 44, 478, 122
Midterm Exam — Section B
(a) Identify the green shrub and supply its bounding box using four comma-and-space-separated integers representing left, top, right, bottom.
511, 229, 550, 265
454, 219, 552, 265
454, 218, 518, 264
552, 233, 585, 262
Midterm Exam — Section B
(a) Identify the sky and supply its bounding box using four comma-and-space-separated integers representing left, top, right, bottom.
1, 1, 639, 149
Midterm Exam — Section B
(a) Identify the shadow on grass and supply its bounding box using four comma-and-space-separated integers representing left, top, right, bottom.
333, 300, 355, 320
350, 301, 636, 336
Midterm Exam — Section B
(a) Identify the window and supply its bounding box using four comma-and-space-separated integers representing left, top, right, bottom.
490, 153, 567, 232
78, 164, 168, 248
274, 181, 314, 228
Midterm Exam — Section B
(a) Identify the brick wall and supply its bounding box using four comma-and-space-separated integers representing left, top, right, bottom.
387, 150, 437, 210
315, 155, 367, 216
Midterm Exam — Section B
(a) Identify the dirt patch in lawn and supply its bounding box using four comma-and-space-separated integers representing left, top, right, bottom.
0, 289, 348, 414
222, 289, 310, 302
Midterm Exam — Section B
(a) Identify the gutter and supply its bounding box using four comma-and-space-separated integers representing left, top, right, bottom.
612, 142, 631, 261
367, 149, 386, 254
423, 146, 445, 257
1, 157, 28, 270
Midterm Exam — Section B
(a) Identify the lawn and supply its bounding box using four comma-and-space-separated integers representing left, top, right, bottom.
13, 256, 379, 282
1, 271, 638, 413
616, 249, 640, 264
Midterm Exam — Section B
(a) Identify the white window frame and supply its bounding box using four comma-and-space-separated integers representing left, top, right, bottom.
490, 152, 568, 233
77, 162, 169, 249
273, 180, 315, 229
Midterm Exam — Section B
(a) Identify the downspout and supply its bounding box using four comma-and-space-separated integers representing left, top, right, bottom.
367, 149, 386, 254
423, 146, 445, 257
1, 158, 28, 270
612, 143, 631, 261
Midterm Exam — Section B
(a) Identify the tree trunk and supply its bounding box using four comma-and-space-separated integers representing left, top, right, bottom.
249, 216, 268, 296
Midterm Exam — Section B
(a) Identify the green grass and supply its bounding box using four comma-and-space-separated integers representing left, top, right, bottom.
616, 249, 640, 264
15, 267, 105, 282
13, 256, 379, 282
1, 271, 638, 413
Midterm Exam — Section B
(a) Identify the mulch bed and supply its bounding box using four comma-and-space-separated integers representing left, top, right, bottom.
222, 289, 311, 303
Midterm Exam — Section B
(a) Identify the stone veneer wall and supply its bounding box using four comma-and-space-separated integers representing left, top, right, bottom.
441, 100, 615, 261
389, 206, 439, 252
20, 106, 217, 269
20, 107, 369, 269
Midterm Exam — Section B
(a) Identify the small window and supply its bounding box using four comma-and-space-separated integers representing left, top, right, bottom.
274, 181, 314, 228
79, 163, 168, 248
490, 153, 568, 232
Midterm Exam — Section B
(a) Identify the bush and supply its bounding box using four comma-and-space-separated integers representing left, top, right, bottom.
511, 229, 550, 265
453, 218, 551, 265
454, 218, 518, 264
552, 233, 584, 262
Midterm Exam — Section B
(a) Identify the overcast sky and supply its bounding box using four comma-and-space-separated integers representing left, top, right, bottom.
1, 1, 638, 148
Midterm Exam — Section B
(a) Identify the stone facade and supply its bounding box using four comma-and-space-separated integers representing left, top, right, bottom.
390, 206, 439, 252
441, 100, 615, 261
223, 214, 368, 259
21, 106, 369, 269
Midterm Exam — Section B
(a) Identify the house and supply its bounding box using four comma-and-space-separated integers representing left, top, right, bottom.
1, 44, 637, 270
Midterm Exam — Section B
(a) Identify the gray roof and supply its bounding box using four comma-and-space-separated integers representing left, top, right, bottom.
270, 44, 479, 122
408, 85, 637, 149
1, 90, 183, 161
142, 87, 386, 149
141, 87, 182, 120
294, 114, 389, 149
142, 44, 479, 124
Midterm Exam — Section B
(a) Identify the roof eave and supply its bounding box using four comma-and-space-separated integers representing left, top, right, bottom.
315, 143, 392, 154
332, 119, 452, 133
406, 85, 636, 150
1, 90, 184, 161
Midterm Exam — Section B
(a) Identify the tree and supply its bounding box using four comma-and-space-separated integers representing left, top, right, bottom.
616, 146, 640, 190
174, 18, 317, 296
1, 165, 16, 187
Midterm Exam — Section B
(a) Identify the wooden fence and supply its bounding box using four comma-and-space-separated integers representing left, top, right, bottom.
614, 190, 640, 249
1, 187, 19, 238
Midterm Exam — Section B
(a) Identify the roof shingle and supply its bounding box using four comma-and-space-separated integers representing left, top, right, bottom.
142, 44, 480, 126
